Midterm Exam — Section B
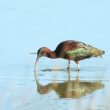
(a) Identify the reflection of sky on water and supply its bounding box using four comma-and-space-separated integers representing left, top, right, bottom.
0, 0, 110, 110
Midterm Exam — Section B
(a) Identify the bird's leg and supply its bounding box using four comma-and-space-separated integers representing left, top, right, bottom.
67, 60, 71, 70
76, 61, 80, 71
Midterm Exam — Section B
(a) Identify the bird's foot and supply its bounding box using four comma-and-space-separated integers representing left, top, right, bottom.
67, 67, 71, 71
77, 68, 80, 71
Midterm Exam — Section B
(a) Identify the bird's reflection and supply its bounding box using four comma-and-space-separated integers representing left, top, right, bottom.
34, 71, 104, 98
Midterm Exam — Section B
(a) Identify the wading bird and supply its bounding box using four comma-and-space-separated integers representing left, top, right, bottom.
34, 40, 105, 71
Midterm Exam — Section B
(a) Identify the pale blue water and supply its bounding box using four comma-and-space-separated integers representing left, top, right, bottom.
0, 0, 110, 110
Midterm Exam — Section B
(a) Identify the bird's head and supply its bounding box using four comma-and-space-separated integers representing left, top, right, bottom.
37, 47, 49, 58
34, 47, 50, 71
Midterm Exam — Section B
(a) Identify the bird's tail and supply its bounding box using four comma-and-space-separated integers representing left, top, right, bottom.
30, 52, 37, 54
87, 46, 105, 57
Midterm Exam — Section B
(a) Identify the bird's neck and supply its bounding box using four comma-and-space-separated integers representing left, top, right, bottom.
46, 51, 57, 59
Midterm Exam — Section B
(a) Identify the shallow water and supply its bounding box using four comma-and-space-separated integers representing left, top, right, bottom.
0, 60, 110, 110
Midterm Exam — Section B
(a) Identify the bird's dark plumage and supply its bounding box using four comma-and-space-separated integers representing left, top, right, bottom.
34, 40, 105, 71
55, 40, 104, 61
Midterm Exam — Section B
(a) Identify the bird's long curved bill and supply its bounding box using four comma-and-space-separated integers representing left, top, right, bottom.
34, 56, 39, 71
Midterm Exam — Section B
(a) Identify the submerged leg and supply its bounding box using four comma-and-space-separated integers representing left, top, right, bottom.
67, 60, 71, 70
76, 61, 80, 71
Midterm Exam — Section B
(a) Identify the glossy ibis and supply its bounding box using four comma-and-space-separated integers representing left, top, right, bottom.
34, 40, 105, 71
